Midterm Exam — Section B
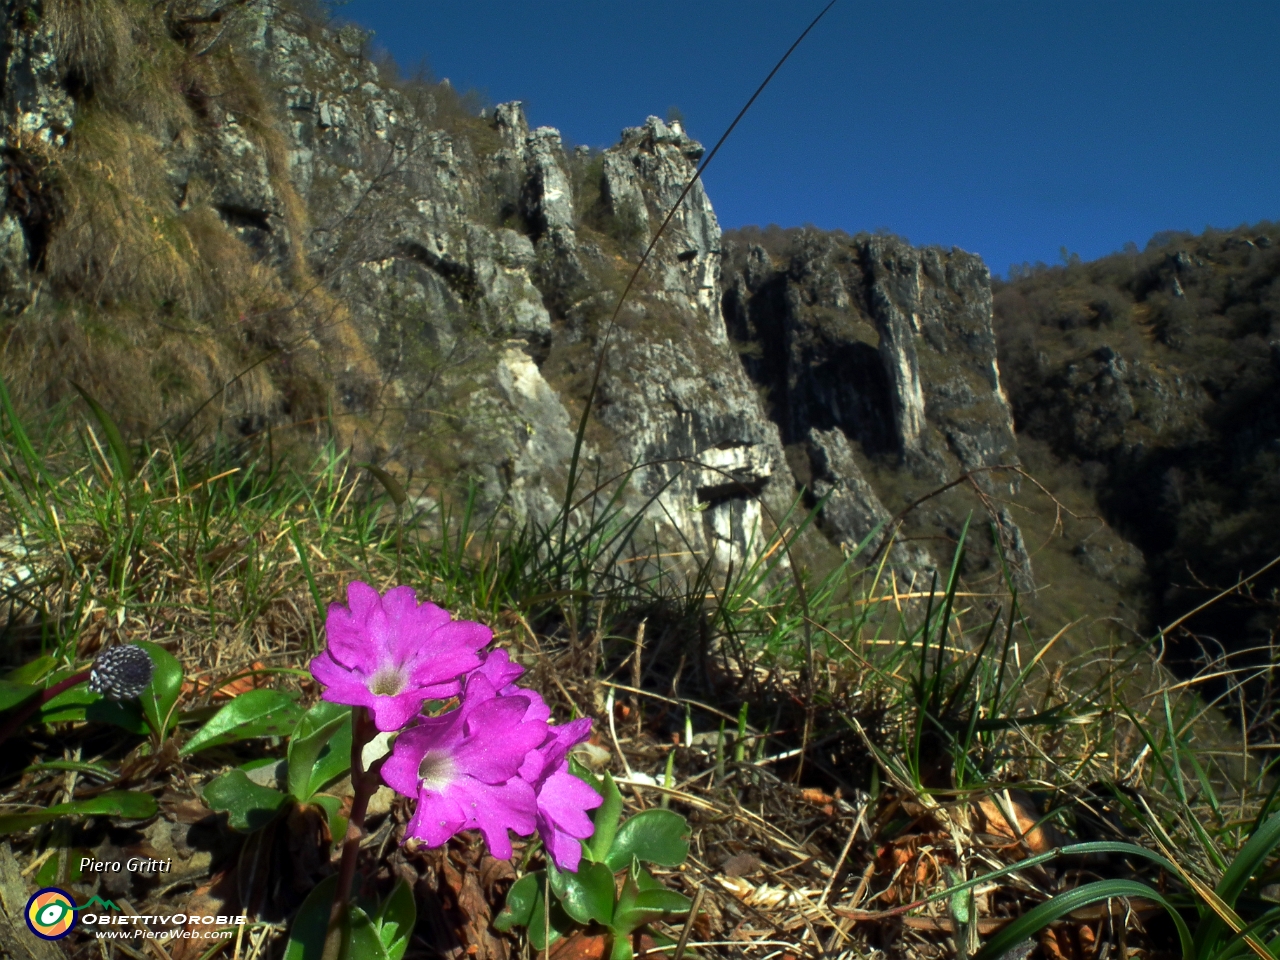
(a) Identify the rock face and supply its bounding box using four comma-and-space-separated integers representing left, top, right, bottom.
0, 4, 1031, 587
722, 229, 1032, 585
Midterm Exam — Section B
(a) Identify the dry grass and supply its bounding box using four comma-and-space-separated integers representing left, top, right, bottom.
1, 0, 388, 460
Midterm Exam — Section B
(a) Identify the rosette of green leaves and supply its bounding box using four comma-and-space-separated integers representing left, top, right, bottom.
202, 700, 351, 841
495, 764, 693, 960
283, 873, 416, 960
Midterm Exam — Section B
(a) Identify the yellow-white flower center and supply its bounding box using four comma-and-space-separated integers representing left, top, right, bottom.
418, 749, 455, 793
369, 668, 405, 697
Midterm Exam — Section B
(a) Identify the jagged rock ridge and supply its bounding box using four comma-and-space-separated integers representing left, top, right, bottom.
0, 2, 1044, 590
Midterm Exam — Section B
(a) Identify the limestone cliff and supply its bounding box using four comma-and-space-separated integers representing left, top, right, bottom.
722, 228, 1033, 586
0, 1, 1041, 590
0, 3, 809, 580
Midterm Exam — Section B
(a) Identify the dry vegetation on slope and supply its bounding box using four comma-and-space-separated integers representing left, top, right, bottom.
994, 223, 1280, 729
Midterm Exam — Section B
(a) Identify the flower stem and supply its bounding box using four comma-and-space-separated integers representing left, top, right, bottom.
326, 706, 381, 955
0, 669, 91, 746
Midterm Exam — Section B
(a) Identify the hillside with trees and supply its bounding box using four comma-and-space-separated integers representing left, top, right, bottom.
993, 223, 1280, 702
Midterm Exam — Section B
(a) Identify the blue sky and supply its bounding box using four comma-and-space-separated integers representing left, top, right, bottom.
331, 1, 1279, 279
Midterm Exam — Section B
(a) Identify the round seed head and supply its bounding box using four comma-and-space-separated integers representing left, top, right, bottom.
88, 645, 155, 701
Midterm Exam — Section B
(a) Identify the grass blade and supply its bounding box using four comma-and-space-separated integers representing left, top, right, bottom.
972, 880, 1192, 960
69, 381, 134, 486
289, 523, 325, 649
1194, 811, 1280, 958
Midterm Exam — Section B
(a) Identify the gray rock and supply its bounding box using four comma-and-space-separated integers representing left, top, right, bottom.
722, 230, 1032, 586
0, 3, 1029, 595
523, 127, 575, 240
807, 427, 932, 576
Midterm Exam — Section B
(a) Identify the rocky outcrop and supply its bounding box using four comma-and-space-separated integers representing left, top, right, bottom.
0, 3, 1036, 590
605, 117, 721, 318
806, 426, 932, 573
722, 230, 1032, 585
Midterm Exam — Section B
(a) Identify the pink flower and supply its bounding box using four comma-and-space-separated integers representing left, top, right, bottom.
381, 674, 549, 858
473, 648, 550, 723
473, 650, 601, 869
522, 718, 602, 872
309, 581, 490, 732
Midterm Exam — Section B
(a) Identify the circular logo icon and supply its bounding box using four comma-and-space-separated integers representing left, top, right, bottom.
25, 887, 77, 940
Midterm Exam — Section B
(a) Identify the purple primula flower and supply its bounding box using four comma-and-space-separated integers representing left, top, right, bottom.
472, 647, 524, 690
522, 718, 601, 871
382, 674, 549, 858
309, 581, 490, 732
472, 648, 550, 723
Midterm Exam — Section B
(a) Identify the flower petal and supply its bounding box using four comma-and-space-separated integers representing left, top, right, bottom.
368, 689, 430, 732
381, 717, 462, 797
405, 621, 489, 688
454, 697, 547, 784
309, 651, 376, 709
345, 580, 382, 620
415, 678, 464, 700
538, 809, 588, 872
538, 768, 604, 840
475, 648, 524, 689
518, 689, 552, 723
323, 581, 382, 668
406, 788, 469, 848
451, 776, 538, 859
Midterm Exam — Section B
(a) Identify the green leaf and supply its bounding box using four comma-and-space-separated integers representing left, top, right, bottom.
308, 719, 353, 800
0, 680, 35, 712
631, 864, 690, 915
35, 682, 147, 733
36, 682, 96, 723
494, 873, 540, 932
283, 874, 339, 960
177, 704, 221, 726
24, 759, 115, 780
288, 701, 351, 802
203, 769, 290, 832
492, 871, 572, 950
345, 905, 390, 960
180, 689, 303, 756
133, 641, 183, 738
548, 860, 615, 926
589, 770, 624, 863
950, 885, 972, 925
36, 845, 92, 886
85, 697, 149, 734
604, 809, 690, 872
7, 656, 54, 685
70, 380, 134, 485
610, 935, 634, 960
611, 890, 692, 938
309, 794, 348, 852
610, 867, 691, 939
972, 880, 1191, 960
0, 790, 158, 833
569, 756, 601, 788
528, 894, 573, 952
375, 879, 416, 960
631, 864, 665, 894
